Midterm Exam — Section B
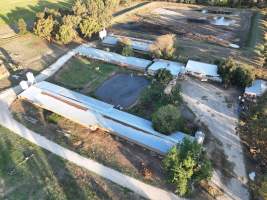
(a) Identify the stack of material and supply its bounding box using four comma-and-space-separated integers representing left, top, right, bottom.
77, 45, 152, 71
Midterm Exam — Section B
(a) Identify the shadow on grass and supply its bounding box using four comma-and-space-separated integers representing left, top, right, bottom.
0, 0, 74, 31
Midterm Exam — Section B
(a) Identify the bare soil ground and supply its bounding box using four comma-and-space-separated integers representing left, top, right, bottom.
10, 99, 174, 192
0, 33, 76, 91
180, 77, 250, 200
111, 2, 252, 46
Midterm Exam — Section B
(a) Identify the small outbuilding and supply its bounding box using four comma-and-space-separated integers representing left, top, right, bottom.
148, 59, 185, 76
244, 79, 267, 98
185, 60, 222, 82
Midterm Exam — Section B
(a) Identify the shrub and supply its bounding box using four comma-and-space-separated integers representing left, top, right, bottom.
258, 174, 267, 200
47, 113, 62, 124
121, 45, 134, 56
33, 15, 55, 41
150, 34, 177, 60
116, 38, 134, 56
56, 24, 77, 44
17, 18, 27, 35
152, 104, 183, 134
163, 139, 212, 196
218, 57, 255, 88
154, 68, 173, 85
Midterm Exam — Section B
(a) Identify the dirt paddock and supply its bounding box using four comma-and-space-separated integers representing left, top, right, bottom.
111, 2, 252, 47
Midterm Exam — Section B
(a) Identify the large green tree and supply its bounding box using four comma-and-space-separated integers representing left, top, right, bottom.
33, 15, 55, 41
163, 139, 212, 196
56, 24, 77, 44
79, 17, 101, 38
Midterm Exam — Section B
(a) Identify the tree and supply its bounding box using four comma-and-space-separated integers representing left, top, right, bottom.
72, 0, 87, 16
163, 139, 212, 196
117, 38, 134, 56
33, 15, 55, 41
79, 17, 101, 38
218, 57, 255, 88
150, 34, 177, 60
17, 18, 27, 35
154, 68, 173, 85
56, 24, 77, 44
152, 104, 183, 134
62, 15, 81, 28
232, 67, 254, 88
86, 0, 113, 28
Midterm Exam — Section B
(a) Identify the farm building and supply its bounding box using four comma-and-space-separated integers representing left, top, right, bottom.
244, 79, 267, 98
77, 45, 152, 72
147, 59, 185, 76
19, 81, 190, 155
185, 60, 222, 82
102, 35, 153, 53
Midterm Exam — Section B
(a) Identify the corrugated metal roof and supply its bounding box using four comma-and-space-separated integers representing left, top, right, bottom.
19, 81, 191, 154
245, 79, 267, 96
186, 60, 220, 77
148, 59, 185, 76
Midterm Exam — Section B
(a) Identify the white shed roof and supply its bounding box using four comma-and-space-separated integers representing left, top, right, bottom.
186, 60, 220, 77
245, 79, 267, 96
77, 45, 152, 71
148, 59, 185, 76
102, 35, 153, 52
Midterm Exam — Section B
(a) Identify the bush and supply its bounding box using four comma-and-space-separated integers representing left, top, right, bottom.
218, 57, 255, 88
163, 139, 212, 196
154, 68, 173, 85
121, 45, 134, 56
56, 24, 77, 44
47, 113, 62, 124
17, 18, 27, 35
258, 174, 267, 200
150, 34, 177, 60
152, 104, 183, 134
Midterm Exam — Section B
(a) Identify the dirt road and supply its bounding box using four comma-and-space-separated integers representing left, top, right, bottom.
180, 78, 249, 200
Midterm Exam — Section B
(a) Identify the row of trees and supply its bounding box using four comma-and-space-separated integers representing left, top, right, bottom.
217, 57, 255, 88
32, 0, 118, 44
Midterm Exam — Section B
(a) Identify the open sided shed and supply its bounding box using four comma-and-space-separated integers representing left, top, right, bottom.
77, 45, 152, 72
102, 35, 153, 53
19, 81, 190, 155
245, 79, 267, 97
185, 60, 222, 82
148, 59, 185, 76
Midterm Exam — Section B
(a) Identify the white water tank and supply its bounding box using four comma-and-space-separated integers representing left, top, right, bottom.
195, 131, 205, 144
20, 81, 29, 90
26, 72, 35, 85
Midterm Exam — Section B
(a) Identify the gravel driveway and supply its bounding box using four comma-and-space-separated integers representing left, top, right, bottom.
180, 77, 249, 200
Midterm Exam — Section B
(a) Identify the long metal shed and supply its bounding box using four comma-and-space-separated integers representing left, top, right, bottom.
19, 81, 190, 155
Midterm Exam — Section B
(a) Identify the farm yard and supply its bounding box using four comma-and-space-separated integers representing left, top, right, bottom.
111, 2, 266, 75
0, 0, 266, 199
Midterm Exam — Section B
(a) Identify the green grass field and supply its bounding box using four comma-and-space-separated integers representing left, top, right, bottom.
0, 0, 73, 25
0, 125, 139, 199
52, 56, 127, 93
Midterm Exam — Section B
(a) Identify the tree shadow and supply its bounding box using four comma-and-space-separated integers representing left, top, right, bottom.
0, 0, 74, 32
